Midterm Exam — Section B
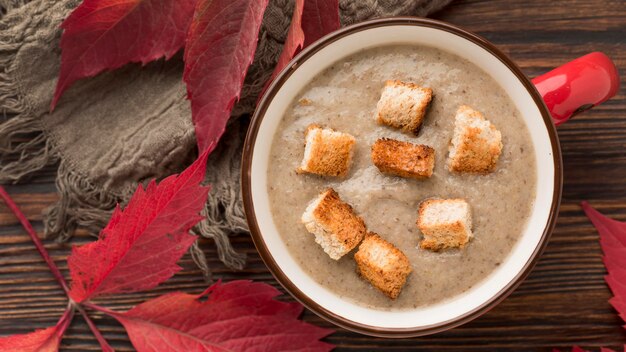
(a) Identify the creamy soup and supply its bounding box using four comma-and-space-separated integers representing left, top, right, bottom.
266, 45, 537, 310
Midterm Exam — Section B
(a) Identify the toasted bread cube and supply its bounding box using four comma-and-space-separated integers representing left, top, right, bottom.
375, 80, 433, 135
354, 233, 412, 299
301, 188, 366, 260
417, 199, 473, 251
447, 105, 502, 174
297, 125, 356, 177
371, 138, 435, 179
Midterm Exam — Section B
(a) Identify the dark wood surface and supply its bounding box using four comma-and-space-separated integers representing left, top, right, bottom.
1, 0, 625, 350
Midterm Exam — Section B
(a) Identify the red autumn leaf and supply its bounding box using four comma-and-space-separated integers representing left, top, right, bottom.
601, 245, 626, 270
68, 150, 210, 303
259, 0, 340, 99
51, 0, 196, 110
0, 306, 73, 352
183, 0, 269, 153
265, 0, 305, 87
301, 0, 341, 47
583, 201, 626, 328
97, 280, 334, 351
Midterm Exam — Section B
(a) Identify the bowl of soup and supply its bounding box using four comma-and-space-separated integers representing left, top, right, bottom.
242, 17, 619, 337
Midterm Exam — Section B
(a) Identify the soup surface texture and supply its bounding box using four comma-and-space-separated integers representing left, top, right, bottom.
266, 45, 537, 310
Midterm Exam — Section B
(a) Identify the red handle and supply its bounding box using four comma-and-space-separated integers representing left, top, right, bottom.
531, 52, 620, 125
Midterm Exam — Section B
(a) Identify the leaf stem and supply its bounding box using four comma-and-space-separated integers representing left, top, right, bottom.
58, 301, 76, 334
0, 186, 69, 294
0, 186, 113, 352
82, 301, 118, 316
74, 302, 114, 352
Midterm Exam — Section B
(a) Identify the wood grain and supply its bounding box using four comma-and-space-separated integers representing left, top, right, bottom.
1, 0, 625, 350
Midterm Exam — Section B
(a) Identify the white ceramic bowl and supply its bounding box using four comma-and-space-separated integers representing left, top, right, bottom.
242, 17, 562, 337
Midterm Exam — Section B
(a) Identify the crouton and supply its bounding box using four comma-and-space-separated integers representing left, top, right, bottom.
375, 80, 433, 135
354, 233, 412, 299
371, 138, 435, 179
301, 188, 366, 260
447, 105, 502, 174
417, 199, 473, 251
297, 125, 356, 177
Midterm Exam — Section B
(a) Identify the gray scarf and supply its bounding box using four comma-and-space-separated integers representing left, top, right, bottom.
0, 0, 451, 277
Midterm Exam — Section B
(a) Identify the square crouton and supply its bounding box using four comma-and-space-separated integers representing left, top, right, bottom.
371, 138, 435, 179
417, 199, 473, 251
301, 188, 366, 260
354, 233, 412, 299
297, 125, 356, 177
447, 105, 502, 174
375, 80, 433, 135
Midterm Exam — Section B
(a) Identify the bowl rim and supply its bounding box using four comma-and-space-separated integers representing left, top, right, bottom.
241, 16, 563, 338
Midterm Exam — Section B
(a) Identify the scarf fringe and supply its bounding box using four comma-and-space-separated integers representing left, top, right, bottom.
44, 160, 123, 241
0, 113, 56, 183
189, 120, 249, 273
192, 203, 247, 272
189, 241, 212, 283
0, 14, 53, 184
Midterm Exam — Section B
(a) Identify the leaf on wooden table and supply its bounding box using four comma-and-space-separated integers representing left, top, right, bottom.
100, 280, 335, 351
183, 0, 269, 152
582, 201, 626, 327
301, 0, 340, 47
0, 306, 73, 352
68, 150, 210, 303
51, 0, 197, 110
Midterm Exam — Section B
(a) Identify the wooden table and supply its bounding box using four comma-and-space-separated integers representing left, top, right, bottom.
1, 0, 625, 350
